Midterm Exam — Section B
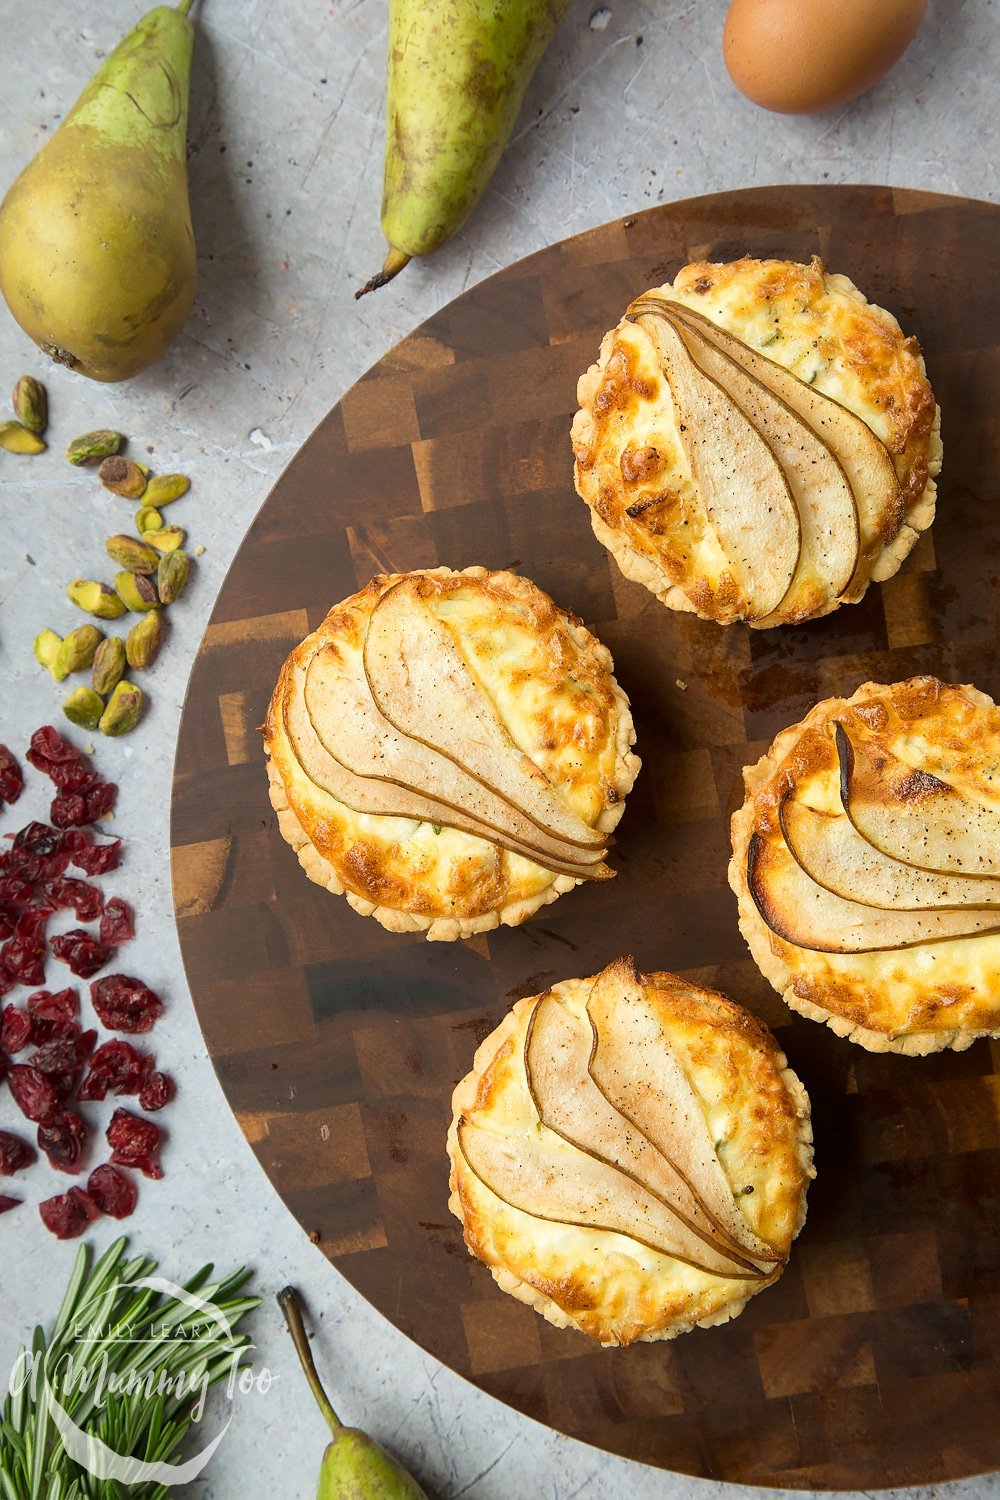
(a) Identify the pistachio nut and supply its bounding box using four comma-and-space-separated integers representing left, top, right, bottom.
146, 525, 185, 554
135, 506, 163, 533
66, 430, 125, 466
105, 533, 158, 574
67, 579, 127, 620
156, 549, 189, 605
0, 420, 45, 454
62, 686, 105, 731
125, 610, 164, 671
34, 628, 65, 680
56, 624, 103, 677
12, 376, 47, 434
99, 455, 148, 499
99, 680, 144, 737
143, 473, 190, 507
91, 636, 127, 695
115, 570, 159, 613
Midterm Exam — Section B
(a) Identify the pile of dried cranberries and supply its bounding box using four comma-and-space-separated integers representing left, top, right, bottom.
0, 729, 173, 1238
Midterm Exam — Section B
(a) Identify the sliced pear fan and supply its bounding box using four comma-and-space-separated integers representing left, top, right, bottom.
654, 305, 860, 610
363, 578, 606, 850
302, 641, 610, 877
780, 792, 1000, 911
747, 831, 1000, 953
629, 304, 801, 621
457, 1118, 758, 1278
284, 662, 610, 879
523, 991, 766, 1278
585, 957, 780, 1266
658, 300, 903, 596
837, 722, 1000, 877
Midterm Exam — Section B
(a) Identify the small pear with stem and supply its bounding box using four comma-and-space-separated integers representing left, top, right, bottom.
277, 1287, 430, 1500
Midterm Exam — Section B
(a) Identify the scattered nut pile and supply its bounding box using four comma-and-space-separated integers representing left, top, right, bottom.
15, 377, 199, 736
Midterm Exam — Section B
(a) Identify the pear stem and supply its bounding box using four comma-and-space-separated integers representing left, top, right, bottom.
177, 0, 196, 15
277, 1287, 343, 1436
355, 246, 411, 300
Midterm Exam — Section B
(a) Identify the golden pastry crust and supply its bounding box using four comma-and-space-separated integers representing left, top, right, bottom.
447, 970, 813, 1346
730, 678, 1000, 1053
572, 256, 942, 628
264, 567, 640, 942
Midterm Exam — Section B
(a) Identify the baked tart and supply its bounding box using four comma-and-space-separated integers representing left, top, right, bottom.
447, 957, 813, 1345
264, 567, 640, 942
572, 255, 941, 628
730, 677, 1000, 1053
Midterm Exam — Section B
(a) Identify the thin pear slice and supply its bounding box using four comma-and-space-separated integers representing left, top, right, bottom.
747, 831, 1000, 953
303, 642, 610, 875
629, 304, 800, 621
658, 300, 902, 592
524, 992, 766, 1277
655, 305, 860, 608
837, 723, 1000, 877
283, 662, 609, 880
457, 1119, 756, 1278
780, 793, 1000, 910
362, 579, 605, 850
586, 957, 780, 1266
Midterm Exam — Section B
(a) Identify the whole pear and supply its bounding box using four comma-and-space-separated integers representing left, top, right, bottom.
0, 1, 197, 382
277, 1287, 430, 1500
357, 0, 572, 297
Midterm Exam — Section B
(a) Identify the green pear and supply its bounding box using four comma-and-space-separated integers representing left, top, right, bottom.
277, 1287, 430, 1500
0, 1, 197, 382
357, 0, 572, 297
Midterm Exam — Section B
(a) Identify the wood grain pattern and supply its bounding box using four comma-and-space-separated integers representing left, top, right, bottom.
170, 186, 1000, 1488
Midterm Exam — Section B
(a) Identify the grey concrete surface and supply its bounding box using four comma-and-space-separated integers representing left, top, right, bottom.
0, 0, 998, 1495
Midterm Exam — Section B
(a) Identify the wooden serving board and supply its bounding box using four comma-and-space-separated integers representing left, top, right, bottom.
171, 186, 1000, 1489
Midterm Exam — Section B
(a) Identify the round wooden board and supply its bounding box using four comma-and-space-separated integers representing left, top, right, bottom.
171, 186, 1000, 1490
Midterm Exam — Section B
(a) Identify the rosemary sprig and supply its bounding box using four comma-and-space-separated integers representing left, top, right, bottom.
0, 1238, 259, 1500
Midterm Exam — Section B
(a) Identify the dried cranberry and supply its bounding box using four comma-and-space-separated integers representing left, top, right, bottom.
42, 878, 103, 922
49, 761, 97, 793
0, 1005, 34, 1053
0, 746, 24, 808
1, 938, 47, 987
0, 903, 17, 940
91, 975, 163, 1033
28, 727, 79, 767
87, 1163, 137, 1219
50, 794, 88, 829
107, 1108, 162, 1179
38, 1111, 87, 1173
78, 1039, 146, 1100
83, 782, 117, 822
50, 930, 110, 979
39, 1187, 101, 1239
0, 875, 33, 906
30, 1036, 86, 1075
0, 1194, 20, 1214
138, 1071, 174, 1112
0, 969, 13, 1001
72, 839, 122, 876
0, 1129, 36, 1175
99, 898, 134, 947
7, 1064, 61, 1122
27, 988, 78, 1024
15, 908, 49, 945
12, 821, 60, 856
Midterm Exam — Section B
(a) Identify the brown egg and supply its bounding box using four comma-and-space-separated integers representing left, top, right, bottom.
723, 0, 927, 115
